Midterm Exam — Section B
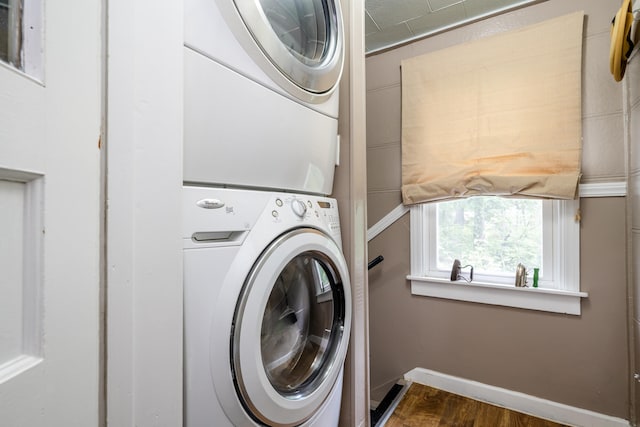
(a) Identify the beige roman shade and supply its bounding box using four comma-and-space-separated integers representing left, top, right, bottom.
401, 12, 584, 205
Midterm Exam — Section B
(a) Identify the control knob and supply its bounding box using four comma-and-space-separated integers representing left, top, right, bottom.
291, 199, 307, 218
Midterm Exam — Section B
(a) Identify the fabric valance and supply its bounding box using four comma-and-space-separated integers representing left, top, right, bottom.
401, 12, 584, 205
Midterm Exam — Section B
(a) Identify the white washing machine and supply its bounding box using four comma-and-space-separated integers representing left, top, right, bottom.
184, 0, 345, 195
183, 186, 352, 426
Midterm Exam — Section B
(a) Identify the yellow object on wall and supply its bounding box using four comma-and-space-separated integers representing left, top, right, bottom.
610, 0, 635, 82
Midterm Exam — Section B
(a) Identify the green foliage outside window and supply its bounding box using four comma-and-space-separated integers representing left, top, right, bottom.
436, 197, 543, 276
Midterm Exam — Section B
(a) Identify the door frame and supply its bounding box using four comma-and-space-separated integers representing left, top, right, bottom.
106, 0, 184, 425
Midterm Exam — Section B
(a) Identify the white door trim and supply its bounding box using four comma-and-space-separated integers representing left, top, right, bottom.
106, 0, 184, 425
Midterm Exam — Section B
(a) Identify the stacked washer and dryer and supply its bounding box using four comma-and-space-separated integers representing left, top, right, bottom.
182, 1, 352, 426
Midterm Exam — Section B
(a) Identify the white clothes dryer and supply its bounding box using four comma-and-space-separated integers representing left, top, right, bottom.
184, 0, 345, 195
183, 186, 352, 426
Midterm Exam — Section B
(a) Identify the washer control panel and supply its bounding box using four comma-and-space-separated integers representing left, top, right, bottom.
270, 195, 342, 246
183, 186, 344, 249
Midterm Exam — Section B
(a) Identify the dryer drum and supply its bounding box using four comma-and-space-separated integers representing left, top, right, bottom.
259, 0, 329, 62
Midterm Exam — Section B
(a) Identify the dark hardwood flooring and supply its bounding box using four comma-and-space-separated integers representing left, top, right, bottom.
384, 383, 569, 427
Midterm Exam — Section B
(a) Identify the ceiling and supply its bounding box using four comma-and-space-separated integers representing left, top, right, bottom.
364, 0, 543, 54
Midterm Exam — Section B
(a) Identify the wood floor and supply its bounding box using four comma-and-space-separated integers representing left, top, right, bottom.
384, 383, 569, 427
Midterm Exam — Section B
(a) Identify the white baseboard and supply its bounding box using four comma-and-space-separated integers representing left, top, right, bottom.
404, 368, 629, 427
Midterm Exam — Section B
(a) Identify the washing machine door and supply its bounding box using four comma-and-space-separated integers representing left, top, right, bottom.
232, 228, 351, 427
223, 0, 344, 101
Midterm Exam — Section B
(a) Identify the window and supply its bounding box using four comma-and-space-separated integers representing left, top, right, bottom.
432, 197, 547, 284
408, 197, 586, 315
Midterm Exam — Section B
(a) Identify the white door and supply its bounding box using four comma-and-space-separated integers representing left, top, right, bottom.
0, 0, 102, 425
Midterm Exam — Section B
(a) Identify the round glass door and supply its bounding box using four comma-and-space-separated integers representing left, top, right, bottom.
258, 0, 329, 63
231, 228, 351, 426
261, 252, 343, 398
230, 0, 344, 96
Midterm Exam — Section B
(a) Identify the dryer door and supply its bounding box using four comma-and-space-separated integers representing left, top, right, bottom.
232, 228, 351, 427
224, 0, 344, 100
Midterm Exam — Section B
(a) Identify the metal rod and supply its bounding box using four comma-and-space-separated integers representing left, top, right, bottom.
368, 255, 384, 271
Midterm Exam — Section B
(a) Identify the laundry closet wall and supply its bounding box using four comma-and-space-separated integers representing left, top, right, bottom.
333, 1, 369, 427
366, 0, 629, 420
625, 36, 640, 423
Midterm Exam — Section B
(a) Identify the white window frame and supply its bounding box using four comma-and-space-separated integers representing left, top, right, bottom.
408, 198, 588, 315
426, 198, 554, 286
21, 0, 43, 80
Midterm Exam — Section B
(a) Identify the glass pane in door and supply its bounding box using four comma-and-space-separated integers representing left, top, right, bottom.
0, 0, 22, 68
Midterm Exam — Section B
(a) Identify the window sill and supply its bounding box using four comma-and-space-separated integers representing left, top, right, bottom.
407, 276, 588, 315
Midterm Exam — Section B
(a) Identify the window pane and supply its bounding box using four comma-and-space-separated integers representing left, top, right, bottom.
436, 197, 543, 276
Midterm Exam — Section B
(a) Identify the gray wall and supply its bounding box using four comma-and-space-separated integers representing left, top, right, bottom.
366, 0, 629, 419
334, 2, 369, 426
626, 37, 640, 424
